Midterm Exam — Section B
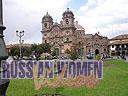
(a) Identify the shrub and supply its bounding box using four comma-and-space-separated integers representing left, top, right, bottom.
69, 49, 78, 60
96, 54, 101, 60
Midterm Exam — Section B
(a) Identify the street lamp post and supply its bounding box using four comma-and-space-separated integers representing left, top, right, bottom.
16, 30, 24, 59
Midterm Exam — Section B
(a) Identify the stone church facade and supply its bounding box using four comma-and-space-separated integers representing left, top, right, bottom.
41, 8, 109, 58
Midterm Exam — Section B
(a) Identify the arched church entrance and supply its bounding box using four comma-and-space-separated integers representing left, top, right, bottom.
95, 49, 99, 56
55, 48, 59, 56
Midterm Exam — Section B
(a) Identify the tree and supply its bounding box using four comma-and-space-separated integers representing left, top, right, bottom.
65, 49, 70, 54
9, 46, 31, 57
31, 44, 38, 52
22, 46, 31, 57
65, 49, 79, 60
30, 43, 51, 58
38, 43, 51, 54
51, 48, 58, 57
40, 43, 51, 53
69, 49, 79, 60
9, 46, 20, 56
10, 43, 51, 58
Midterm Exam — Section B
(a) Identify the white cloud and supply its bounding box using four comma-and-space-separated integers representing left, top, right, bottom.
3, 0, 71, 44
77, 0, 128, 38
3, 0, 128, 45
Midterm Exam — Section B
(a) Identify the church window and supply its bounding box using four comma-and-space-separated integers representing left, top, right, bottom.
79, 42, 81, 45
44, 23, 47, 28
44, 34, 47, 36
45, 40, 47, 43
112, 45, 114, 48
66, 31, 69, 34
66, 38, 69, 41
66, 19, 69, 24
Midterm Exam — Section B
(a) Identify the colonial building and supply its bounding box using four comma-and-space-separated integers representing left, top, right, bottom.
6, 44, 31, 54
109, 34, 128, 56
41, 8, 109, 58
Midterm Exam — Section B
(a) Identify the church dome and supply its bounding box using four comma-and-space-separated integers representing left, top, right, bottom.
42, 12, 53, 22
74, 21, 85, 30
62, 8, 74, 17
44, 12, 51, 18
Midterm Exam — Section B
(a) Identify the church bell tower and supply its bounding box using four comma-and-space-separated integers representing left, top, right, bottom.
42, 12, 53, 32
62, 8, 75, 27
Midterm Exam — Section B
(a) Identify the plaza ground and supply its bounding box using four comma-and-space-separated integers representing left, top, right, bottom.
7, 59, 128, 96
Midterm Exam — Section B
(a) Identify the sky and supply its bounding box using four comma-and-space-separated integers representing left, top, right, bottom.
3, 0, 128, 44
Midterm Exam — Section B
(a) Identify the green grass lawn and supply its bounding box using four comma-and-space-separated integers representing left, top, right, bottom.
7, 59, 128, 96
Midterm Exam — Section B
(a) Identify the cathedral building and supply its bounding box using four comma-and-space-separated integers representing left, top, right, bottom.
41, 8, 109, 58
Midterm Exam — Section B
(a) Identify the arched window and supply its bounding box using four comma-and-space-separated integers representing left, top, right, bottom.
66, 31, 69, 34
66, 38, 69, 41
44, 23, 47, 28
112, 45, 114, 48
56, 48, 59, 56
65, 19, 69, 24
44, 40, 47, 43
44, 34, 47, 36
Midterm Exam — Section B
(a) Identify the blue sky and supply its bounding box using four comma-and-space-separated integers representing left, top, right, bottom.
68, 0, 87, 10
3, 0, 128, 44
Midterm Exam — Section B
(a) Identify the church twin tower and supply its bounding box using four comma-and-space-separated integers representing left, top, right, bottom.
42, 8, 75, 32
